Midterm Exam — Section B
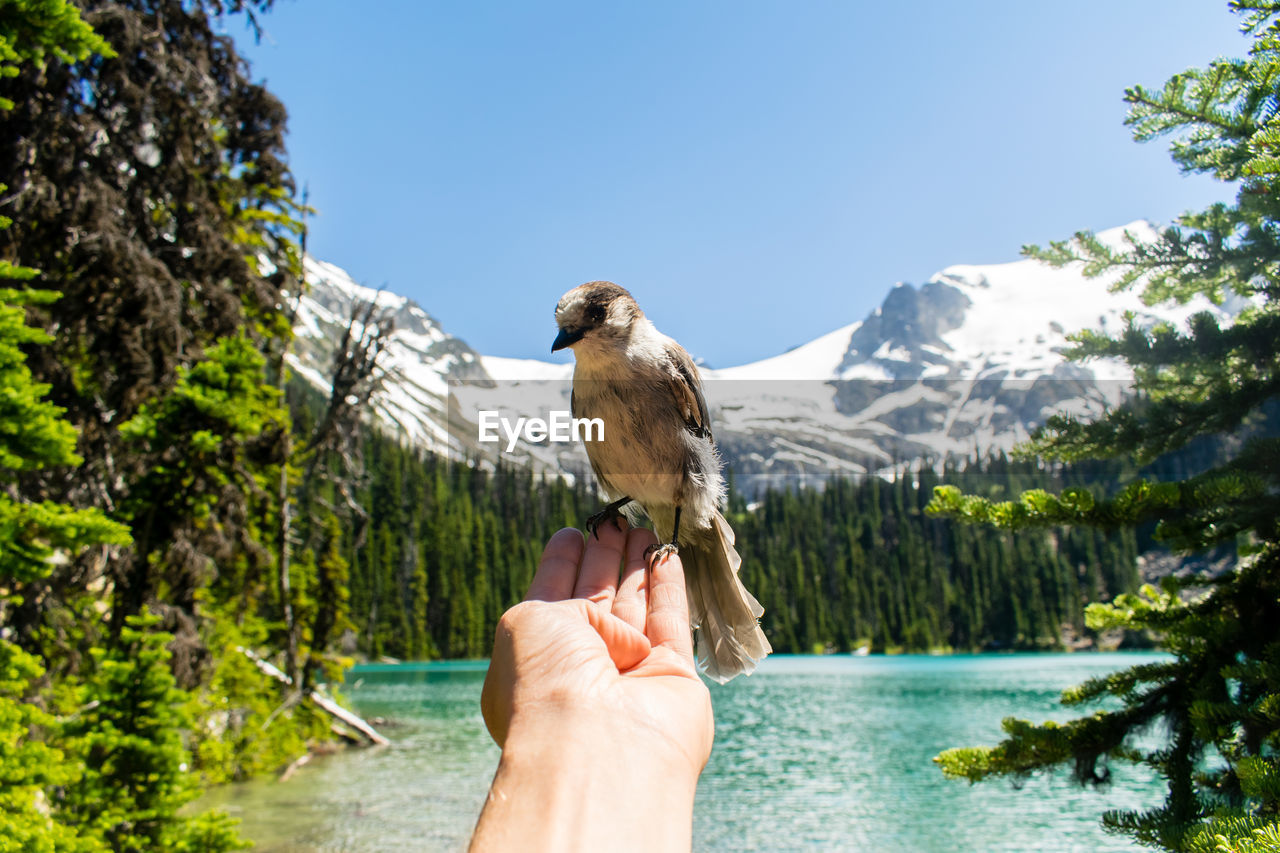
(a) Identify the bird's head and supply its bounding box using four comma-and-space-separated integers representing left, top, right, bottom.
552, 281, 642, 353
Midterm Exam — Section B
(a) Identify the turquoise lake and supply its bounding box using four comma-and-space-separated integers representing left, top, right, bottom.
200, 653, 1169, 851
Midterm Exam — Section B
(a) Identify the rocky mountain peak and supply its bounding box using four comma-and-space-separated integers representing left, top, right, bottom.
289, 221, 1239, 492
837, 280, 972, 380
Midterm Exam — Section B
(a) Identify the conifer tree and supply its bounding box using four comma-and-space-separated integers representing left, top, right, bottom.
0, 7, 127, 846
931, 3, 1280, 849
61, 614, 247, 851
0, 0, 302, 667
0, 284, 129, 850
116, 333, 291, 679
310, 510, 353, 674
2, 0, 351, 830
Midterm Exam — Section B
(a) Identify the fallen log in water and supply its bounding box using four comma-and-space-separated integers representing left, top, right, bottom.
237, 646, 389, 747
279, 751, 311, 782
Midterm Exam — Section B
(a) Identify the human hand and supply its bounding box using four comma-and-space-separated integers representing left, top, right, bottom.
472, 520, 713, 852
482, 518, 713, 772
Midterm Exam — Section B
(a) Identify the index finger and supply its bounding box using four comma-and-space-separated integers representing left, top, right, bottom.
525, 528, 585, 602
646, 550, 695, 664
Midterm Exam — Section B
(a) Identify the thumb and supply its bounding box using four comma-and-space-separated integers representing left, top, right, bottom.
577, 600, 651, 672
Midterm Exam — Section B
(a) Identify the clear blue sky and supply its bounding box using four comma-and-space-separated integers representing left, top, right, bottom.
233, 1, 1245, 367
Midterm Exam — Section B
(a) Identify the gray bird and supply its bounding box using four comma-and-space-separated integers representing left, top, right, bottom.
552, 281, 771, 682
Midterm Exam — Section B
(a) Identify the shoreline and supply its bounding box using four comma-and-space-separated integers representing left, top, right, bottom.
345, 648, 1172, 675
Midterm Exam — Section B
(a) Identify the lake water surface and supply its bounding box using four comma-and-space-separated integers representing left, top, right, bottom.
200, 653, 1168, 851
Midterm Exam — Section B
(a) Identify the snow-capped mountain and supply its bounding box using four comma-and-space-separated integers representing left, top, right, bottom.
289, 222, 1240, 493
289, 256, 491, 448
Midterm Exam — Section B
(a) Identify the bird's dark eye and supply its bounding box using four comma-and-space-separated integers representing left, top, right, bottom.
585, 304, 605, 325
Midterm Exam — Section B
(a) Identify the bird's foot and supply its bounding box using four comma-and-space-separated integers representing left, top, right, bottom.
644, 542, 679, 568
586, 504, 627, 539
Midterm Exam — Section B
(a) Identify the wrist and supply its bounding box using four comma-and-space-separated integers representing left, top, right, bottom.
472, 704, 699, 853
514, 690, 707, 778
506, 701, 702, 785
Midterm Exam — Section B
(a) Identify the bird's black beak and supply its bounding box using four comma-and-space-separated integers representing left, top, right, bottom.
551, 327, 585, 353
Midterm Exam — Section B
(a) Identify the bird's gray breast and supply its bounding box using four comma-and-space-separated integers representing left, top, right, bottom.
572, 369, 720, 524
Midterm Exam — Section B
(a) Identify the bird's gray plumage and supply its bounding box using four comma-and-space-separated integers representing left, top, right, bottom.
553, 281, 771, 682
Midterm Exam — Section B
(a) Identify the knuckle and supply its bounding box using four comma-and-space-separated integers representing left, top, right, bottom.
498, 600, 538, 630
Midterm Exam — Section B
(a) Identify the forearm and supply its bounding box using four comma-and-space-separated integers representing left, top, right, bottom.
470, 708, 699, 852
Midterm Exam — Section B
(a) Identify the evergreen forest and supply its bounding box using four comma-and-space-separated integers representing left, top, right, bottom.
335, 430, 1153, 663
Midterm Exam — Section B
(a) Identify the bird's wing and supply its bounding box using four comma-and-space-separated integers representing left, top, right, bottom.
664, 341, 712, 442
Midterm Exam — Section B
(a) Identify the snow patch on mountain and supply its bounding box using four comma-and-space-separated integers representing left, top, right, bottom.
714, 322, 863, 381
288, 255, 487, 452
481, 356, 573, 382
288, 221, 1240, 492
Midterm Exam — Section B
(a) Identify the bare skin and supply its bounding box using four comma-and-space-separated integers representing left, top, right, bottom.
471, 519, 714, 853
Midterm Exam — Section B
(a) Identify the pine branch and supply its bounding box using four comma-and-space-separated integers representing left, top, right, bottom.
1063, 309, 1280, 373
1022, 374, 1279, 470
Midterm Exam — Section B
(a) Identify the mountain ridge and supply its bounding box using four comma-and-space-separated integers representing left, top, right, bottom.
289, 221, 1238, 492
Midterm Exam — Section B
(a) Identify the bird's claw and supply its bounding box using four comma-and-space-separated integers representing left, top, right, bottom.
644, 542, 679, 568
585, 505, 626, 539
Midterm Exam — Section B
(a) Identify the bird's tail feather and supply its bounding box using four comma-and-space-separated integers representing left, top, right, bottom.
682, 512, 771, 683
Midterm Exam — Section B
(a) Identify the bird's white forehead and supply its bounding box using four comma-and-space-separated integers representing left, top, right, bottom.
555, 292, 582, 315
555, 287, 591, 320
